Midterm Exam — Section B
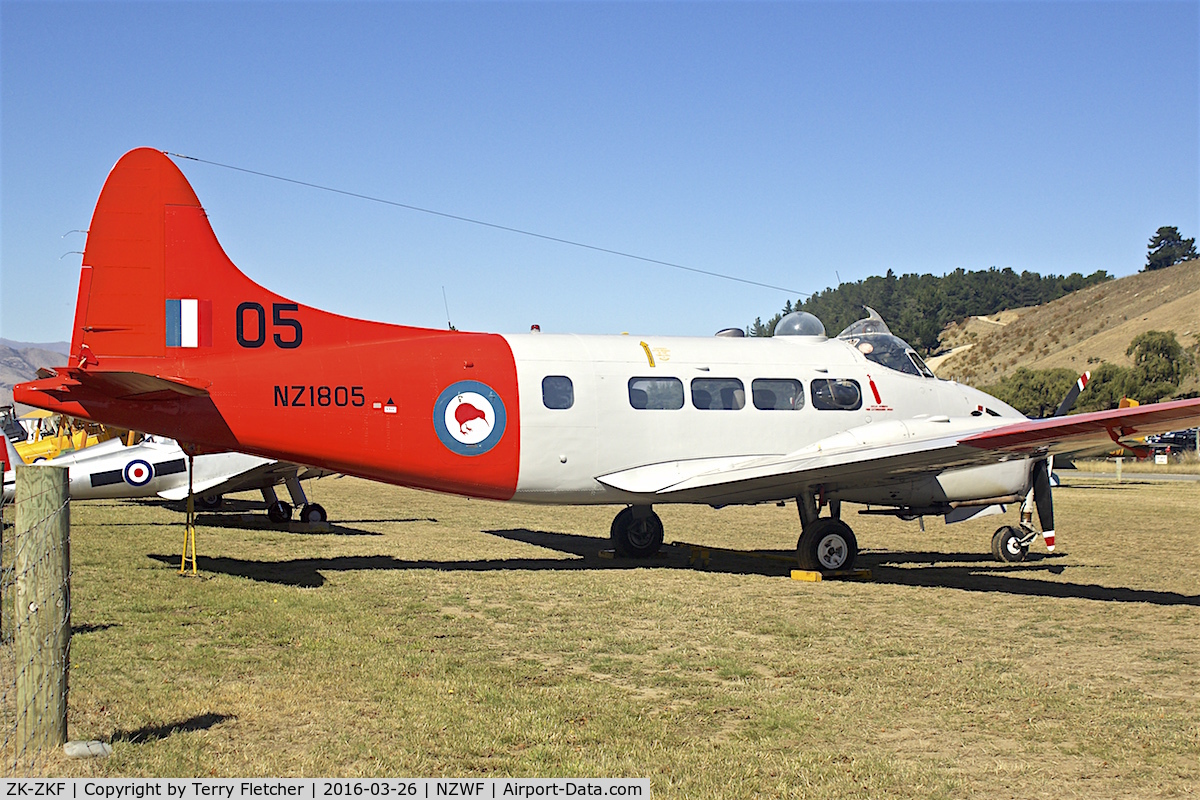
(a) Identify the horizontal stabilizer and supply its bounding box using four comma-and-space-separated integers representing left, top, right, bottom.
19, 368, 210, 402
75, 370, 209, 399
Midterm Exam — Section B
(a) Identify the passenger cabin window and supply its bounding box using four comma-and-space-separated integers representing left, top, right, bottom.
752, 379, 804, 410
628, 377, 684, 410
542, 376, 574, 410
811, 378, 862, 411
691, 378, 745, 410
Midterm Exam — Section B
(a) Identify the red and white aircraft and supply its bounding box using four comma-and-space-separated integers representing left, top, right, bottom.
15, 149, 1200, 570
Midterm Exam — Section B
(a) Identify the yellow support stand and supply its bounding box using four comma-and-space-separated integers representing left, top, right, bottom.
180, 453, 197, 575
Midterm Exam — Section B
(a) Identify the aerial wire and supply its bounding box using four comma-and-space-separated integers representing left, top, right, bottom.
164, 151, 810, 298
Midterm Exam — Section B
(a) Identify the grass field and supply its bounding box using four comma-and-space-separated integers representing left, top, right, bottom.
5, 474, 1199, 796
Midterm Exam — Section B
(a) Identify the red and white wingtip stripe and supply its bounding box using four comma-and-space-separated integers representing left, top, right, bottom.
1077, 371, 1090, 392
1042, 529, 1056, 551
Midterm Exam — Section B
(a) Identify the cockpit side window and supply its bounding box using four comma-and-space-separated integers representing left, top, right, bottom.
811, 379, 862, 411
908, 352, 936, 379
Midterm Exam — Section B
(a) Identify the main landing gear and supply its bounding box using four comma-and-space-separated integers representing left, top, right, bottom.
610, 506, 665, 558
795, 489, 858, 572
261, 478, 327, 525
608, 492, 861, 572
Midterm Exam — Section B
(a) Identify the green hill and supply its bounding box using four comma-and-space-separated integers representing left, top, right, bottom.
751, 267, 1112, 353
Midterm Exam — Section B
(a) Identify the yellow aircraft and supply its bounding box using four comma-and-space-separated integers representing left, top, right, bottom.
14, 410, 122, 464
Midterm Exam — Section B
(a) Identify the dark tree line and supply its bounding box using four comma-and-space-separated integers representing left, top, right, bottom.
749, 267, 1111, 353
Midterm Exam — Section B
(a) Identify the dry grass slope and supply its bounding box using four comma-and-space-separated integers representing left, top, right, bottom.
5, 476, 1198, 797
933, 259, 1200, 391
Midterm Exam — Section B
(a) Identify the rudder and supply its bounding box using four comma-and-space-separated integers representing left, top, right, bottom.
71, 148, 268, 365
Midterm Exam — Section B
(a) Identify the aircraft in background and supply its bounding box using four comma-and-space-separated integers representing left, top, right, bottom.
15, 148, 1200, 571
12, 408, 118, 463
4, 432, 330, 523
1, 406, 26, 443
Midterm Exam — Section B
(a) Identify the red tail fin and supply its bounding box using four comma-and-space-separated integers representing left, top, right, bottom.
70, 148, 205, 361
16, 149, 522, 499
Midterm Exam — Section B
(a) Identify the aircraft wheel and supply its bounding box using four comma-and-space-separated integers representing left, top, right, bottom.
991, 525, 1028, 563
267, 500, 293, 523
300, 503, 327, 523
797, 518, 858, 572
197, 493, 223, 511
610, 506, 664, 558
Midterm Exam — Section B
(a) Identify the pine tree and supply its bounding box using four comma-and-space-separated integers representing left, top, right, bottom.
1145, 226, 1197, 271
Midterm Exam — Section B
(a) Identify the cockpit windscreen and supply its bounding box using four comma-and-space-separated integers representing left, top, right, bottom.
837, 307, 936, 379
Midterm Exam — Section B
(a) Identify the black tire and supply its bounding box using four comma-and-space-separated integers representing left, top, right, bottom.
990, 526, 1006, 560
610, 507, 664, 558
797, 518, 858, 572
300, 503, 327, 523
991, 525, 1028, 563
196, 493, 223, 511
267, 500, 293, 523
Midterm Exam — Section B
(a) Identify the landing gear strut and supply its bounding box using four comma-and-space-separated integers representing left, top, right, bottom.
262, 477, 327, 524
262, 486, 292, 522
991, 459, 1056, 563
795, 489, 858, 571
610, 506, 664, 558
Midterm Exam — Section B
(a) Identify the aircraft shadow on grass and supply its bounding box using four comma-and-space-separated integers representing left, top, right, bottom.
113, 712, 235, 745
91, 503, 437, 536
146, 527, 1199, 607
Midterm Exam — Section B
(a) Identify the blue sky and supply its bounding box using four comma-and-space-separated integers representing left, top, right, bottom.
2, 1, 1197, 344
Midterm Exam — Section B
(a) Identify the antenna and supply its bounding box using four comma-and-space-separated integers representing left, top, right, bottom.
441, 287, 456, 331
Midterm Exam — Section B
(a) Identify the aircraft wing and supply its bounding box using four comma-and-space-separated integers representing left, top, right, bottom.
597, 398, 1200, 506
156, 459, 333, 501
956, 398, 1200, 454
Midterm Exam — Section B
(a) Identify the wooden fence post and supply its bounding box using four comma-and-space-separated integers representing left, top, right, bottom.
13, 465, 70, 757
